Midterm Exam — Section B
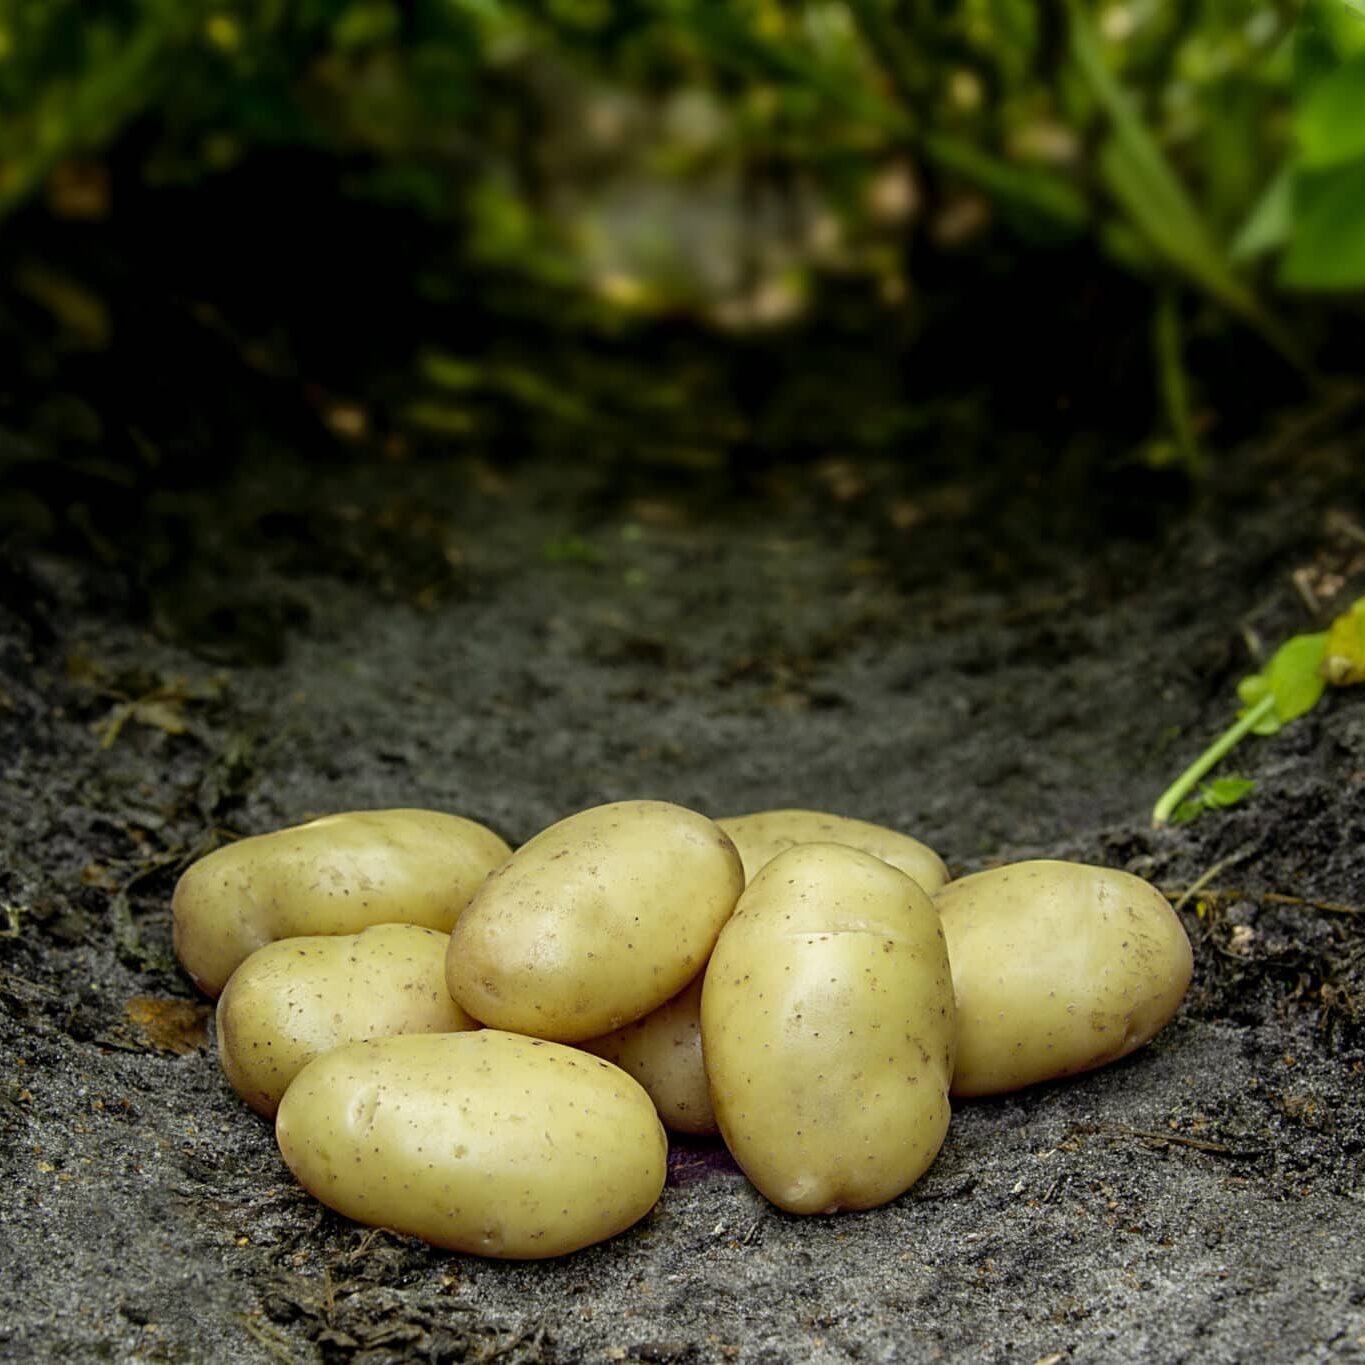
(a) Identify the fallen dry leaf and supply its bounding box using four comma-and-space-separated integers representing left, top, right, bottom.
122, 997, 212, 1055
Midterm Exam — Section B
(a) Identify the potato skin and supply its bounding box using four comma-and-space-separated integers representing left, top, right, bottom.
934, 859, 1194, 1097
275, 1031, 667, 1258
216, 924, 477, 1118
173, 809, 511, 998
702, 843, 955, 1215
446, 800, 744, 1043
579, 973, 716, 1135
717, 810, 948, 894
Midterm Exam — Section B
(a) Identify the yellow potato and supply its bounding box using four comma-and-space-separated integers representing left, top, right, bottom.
702, 843, 955, 1215
216, 923, 478, 1118
173, 809, 511, 997
717, 809, 948, 893
579, 973, 715, 1135
933, 859, 1193, 1097
275, 1030, 667, 1258
446, 800, 743, 1043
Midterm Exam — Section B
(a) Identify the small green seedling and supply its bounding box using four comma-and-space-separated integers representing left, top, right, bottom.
1152, 595, 1365, 826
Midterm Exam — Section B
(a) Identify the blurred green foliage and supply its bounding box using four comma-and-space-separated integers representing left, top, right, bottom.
0, 0, 492, 214
1, 0, 1362, 466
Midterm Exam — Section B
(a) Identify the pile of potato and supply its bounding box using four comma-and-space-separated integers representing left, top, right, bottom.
172, 802, 1193, 1259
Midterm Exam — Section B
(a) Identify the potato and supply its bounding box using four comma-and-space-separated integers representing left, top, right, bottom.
702, 843, 955, 1215
717, 809, 948, 894
933, 859, 1193, 1097
173, 809, 511, 998
579, 973, 715, 1135
446, 800, 743, 1043
275, 1030, 667, 1258
215, 923, 477, 1118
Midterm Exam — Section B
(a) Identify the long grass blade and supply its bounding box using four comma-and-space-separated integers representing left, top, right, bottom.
1067, 0, 1310, 372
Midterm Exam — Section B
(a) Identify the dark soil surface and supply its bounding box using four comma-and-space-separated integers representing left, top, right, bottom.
2, 432, 1364, 1364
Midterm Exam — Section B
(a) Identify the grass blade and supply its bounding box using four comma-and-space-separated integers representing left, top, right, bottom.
1067, 0, 1309, 372
1068, 1, 1254, 312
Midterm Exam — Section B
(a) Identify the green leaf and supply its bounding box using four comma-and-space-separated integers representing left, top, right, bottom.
1229, 167, 1293, 263
1280, 160, 1365, 288
1265, 633, 1328, 722
1095, 137, 1241, 314
1067, 0, 1264, 326
1297, 52, 1365, 168
1237, 631, 1329, 733
922, 132, 1090, 232
1296, 0, 1365, 95
1171, 777, 1258, 825
1205, 776, 1259, 807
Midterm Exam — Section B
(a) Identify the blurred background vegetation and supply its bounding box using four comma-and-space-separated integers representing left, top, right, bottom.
2, 0, 1363, 609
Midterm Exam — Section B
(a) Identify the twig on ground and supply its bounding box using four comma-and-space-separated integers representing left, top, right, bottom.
1067, 1122, 1259, 1158
239, 1314, 305, 1365
1168, 845, 1259, 912
346, 1228, 384, 1262
1260, 892, 1363, 917
1161, 885, 1363, 918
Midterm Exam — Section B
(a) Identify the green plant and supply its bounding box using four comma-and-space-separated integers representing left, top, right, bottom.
4, 0, 1364, 481
1248, 0, 1365, 289
1167, 776, 1258, 825
1152, 596, 1365, 826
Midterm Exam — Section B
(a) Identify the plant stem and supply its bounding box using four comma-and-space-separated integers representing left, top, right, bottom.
1151, 691, 1276, 826
1154, 286, 1204, 476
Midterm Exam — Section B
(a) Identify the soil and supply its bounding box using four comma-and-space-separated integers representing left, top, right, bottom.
2, 428, 1364, 1364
